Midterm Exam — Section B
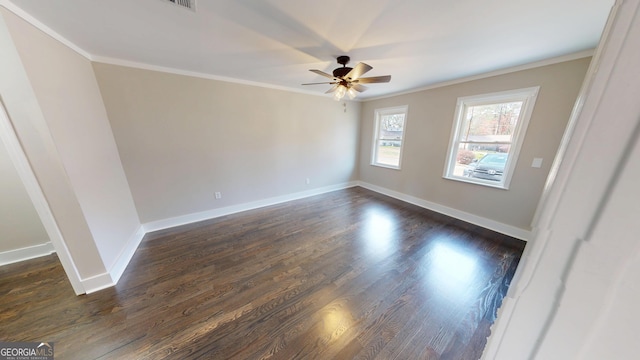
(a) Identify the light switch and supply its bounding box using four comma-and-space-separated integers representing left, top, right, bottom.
532, 158, 543, 168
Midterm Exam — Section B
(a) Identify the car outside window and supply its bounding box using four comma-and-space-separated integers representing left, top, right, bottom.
444, 87, 539, 189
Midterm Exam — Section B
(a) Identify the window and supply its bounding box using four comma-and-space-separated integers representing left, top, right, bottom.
444, 87, 539, 189
371, 105, 408, 169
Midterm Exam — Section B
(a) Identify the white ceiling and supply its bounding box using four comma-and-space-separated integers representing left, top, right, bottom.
5, 0, 614, 99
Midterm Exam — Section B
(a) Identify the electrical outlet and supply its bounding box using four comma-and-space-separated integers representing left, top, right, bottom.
214, 192, 222, 199
305, 178, 310, 185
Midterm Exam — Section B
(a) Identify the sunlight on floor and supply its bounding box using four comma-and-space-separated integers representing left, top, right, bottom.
362, 209, 398, 259
428, 241, 479, 298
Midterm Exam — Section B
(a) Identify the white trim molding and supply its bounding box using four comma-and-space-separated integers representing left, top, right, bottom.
88, 182, 357, 293
143, 182, 359, 233
91, 56, 329, 99
482, 1, 639, 358
81, 272, 115, 294
0, 1, 91, 59
106, 225, 146, 285
0, 242, 55, 266
443, 86, 539, 190
365, 50, 594, 102
357, 181, 531, 241
89, 180, 529, 295
1, 0, 595, 105
371, 105, 409, 170
0, 100, 86, 295
80, 225, 146, 294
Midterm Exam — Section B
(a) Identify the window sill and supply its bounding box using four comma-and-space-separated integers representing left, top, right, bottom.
371, 163, 401, 170
443, 175, 510, 190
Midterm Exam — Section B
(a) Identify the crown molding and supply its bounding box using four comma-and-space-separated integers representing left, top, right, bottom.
90, 55, 332, 98
1, 1, 92, 59
2, 0, 593, 103
364, 49, 595, 102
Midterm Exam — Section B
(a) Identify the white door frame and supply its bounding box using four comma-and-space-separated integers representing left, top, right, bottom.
0, 100, 85, 295
483, 0, 639, 357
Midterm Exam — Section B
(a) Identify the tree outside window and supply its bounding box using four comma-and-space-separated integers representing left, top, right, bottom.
444, 87, 539, 189
372, 106, 408, 169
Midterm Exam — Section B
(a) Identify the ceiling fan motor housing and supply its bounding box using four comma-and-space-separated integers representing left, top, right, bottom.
333, 67, 352, 78
333, 55, 352, 78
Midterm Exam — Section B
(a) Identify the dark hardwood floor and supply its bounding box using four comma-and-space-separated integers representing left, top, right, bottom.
0, 187, 525, 359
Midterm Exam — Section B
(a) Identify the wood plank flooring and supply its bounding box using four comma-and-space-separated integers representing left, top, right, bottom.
0, 187, 525, 359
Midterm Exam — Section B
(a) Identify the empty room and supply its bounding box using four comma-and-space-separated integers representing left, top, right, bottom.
1, 0, 639, 359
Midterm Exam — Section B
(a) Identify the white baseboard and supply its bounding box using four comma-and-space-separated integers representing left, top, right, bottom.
75, 179, 528, 294
107, 225, 146, 284
79, 225, 145, 294
0, 242, 55, 266
357, 181, 531, 241
143, 181, 359, 233
81, 272, 115, 294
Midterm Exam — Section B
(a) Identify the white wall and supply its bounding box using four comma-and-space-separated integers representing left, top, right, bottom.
92, 63, 360, 225
359, 58, 590, 236
2, 8, 141, 273
0, 136, 50, 259
0, 7, 142, 292
484, 0, 640, 357
0, 2, 355, 292
0, 8, 105, 289
539, 118, 640, 359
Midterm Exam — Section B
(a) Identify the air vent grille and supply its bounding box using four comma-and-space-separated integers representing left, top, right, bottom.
165, 0, 195, 11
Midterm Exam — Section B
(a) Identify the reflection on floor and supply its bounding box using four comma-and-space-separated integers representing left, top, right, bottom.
0, 187, 525, 359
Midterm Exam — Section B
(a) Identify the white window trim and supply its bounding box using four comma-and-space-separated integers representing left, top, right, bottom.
371, 105, 409, 170
443, 86, 540, 189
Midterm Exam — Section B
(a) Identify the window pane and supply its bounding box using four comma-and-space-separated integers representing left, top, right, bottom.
460, 102, 523, 142
445, 87, 538, 188
372, 106, 408, 169
376, 140, 401, 166
453, 143, 510, 181
379, 114, 405, 140
459, 142, 511, 153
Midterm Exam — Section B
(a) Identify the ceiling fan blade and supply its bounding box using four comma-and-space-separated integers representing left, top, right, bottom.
344, 62, 372, 81
310, 69, 336, 79
325, 84, 340, 94
351, 83, 368, 92
302, 82, 337, 85
354, 75, 391, 84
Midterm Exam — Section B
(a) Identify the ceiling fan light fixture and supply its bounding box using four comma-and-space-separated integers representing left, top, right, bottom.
347, 87, 357, 100
333, 85, 347, 101
303, 56, 391, 100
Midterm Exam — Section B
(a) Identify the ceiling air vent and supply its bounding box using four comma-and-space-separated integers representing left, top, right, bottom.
164, 0, 196, 11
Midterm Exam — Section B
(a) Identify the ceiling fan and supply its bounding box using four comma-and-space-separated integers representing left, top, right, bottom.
302, 56, 391, 100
